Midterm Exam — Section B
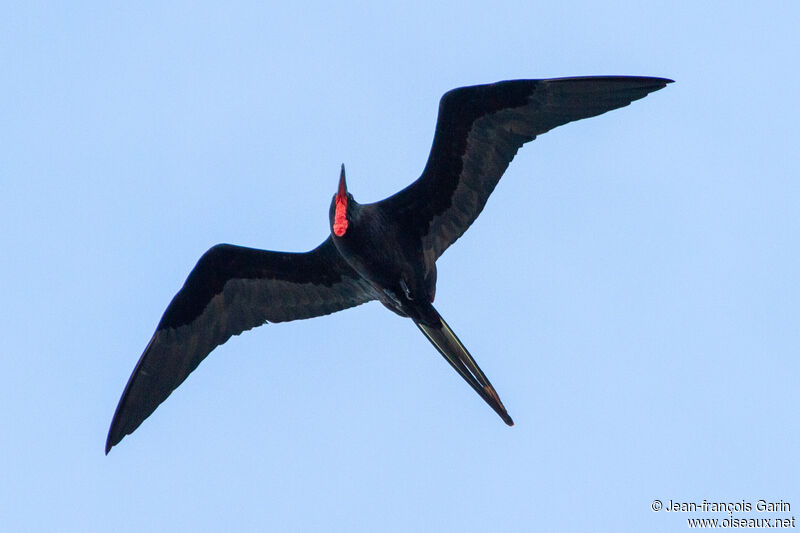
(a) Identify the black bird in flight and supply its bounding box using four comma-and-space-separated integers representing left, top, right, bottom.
106, 76, 672, 453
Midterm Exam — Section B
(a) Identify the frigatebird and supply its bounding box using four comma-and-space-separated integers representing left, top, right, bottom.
106, 76, 672, 453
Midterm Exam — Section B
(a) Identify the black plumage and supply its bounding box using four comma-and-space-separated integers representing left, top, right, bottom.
106, 76, 672, 453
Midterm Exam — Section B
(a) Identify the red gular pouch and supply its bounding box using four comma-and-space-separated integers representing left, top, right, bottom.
333, 167, 348, 236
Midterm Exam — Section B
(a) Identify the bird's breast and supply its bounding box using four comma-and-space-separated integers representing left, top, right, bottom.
333, 212, 429, 301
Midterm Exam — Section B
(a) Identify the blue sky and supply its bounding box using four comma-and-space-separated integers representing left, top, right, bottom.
2, 2, 798, 531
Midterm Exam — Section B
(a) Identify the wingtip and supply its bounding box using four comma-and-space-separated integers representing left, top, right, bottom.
631, 76, 674, 89
105, 428, 121, 455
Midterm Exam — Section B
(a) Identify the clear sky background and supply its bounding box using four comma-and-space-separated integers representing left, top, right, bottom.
2, 2, 798, 531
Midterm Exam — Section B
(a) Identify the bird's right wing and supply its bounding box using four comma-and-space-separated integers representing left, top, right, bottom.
106, 237, 373, 453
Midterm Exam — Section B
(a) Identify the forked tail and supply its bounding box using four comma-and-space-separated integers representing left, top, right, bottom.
414, 306, 513, 426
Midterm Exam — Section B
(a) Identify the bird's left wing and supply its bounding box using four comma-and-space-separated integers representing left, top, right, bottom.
379, 76, 672, 261
106, 237, 373, 453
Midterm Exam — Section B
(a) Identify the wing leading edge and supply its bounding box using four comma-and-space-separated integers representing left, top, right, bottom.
106, 238, 374, 453
381, 76, 673, 260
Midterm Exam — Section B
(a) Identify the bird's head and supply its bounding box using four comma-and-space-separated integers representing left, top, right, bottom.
329, 164, 353, 238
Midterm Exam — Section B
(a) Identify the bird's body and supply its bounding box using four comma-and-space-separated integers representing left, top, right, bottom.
106, 76, 672, 453
331, 192, 437, 324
